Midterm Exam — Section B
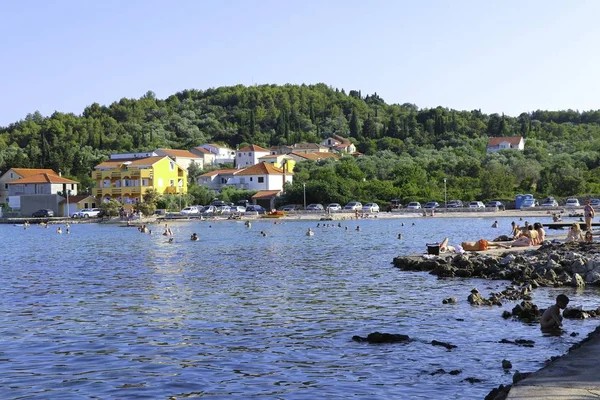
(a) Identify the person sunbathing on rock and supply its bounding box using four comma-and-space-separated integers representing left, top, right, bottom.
460, 239, 510, 251
438, 238, 455, 253
540, 294, 569, 333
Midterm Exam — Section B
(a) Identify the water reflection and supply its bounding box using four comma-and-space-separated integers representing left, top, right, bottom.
0, 217, 597, 399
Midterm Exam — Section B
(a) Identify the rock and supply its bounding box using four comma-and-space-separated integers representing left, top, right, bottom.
502, 310, 512, 319
546, 258, 561, 270
352, 332, 410, 344
511, 301, 540, 322
512, 371, 531, 384
430, 368, 446, 375
544, 269, 558, 282
585, 270, 600, 284
502, 359, 512, 369
431, 340, 457, 349
570, 332, 579, 337
571, 273, 586, 288
570, 258, 588, 274
449, 369, 462, 375
562, 308, 590, 319
485, 384, 511, 400
468, 292, 486, 305
499, 339, 535, 347
442, 297, 457, 304
463, 377, 483, 383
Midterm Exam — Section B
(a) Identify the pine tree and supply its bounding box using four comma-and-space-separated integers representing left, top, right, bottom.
350, 109, 360, 138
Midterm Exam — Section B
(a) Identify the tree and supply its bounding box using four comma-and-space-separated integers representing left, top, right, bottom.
135, 188, 159, 216
99, 199, 120, 218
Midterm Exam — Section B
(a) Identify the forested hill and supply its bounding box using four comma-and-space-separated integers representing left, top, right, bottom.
1, 83, 600, 202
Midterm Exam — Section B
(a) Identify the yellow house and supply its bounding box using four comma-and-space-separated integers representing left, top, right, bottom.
93, 156, 187, 209
257, 154, 296, 172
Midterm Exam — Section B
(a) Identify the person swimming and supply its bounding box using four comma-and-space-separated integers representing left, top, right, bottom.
191, 233, 199, 241
306, 228, 314, 236
56, 227, 63, 234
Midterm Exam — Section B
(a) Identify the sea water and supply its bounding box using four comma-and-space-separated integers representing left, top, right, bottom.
1, 216, 598, 399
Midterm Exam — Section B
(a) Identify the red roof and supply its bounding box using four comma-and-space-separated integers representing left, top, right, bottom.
251, 190, 281, 199
199, 168, 240, 177
9, 173, 78, 184
487, 136, 523, 146
157, 148, 201, 158
238, 144, 270, 153
192, 147, 212, 154
236, 162, 291, 176
10, 168, 59, 178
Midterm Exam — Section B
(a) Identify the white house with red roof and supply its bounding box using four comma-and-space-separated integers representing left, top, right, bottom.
320, 135, 356, 154
233, 162, 292, 191
235, 144, 270, 169
486, 136, 524, 153
0, 168, 59, 204
195, 143, 235, 165
7, 171, 79, 215
197, 169, 243, 191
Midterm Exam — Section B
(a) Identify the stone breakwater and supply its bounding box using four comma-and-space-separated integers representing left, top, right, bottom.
393, 242, 600, 291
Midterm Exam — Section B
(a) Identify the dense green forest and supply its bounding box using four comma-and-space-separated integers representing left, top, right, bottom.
1, 83, 600, 207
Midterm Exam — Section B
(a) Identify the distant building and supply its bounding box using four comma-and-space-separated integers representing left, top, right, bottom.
110, 151, 158, 160
0, 168, 59, 204
197, 169, 242, 191
93, 156, 187, 209
486, 136, 525, 153
189, 146, 217, 166
287, 152, 340, 163
7, 171, 79, 216
234, 162, 292, 192
320, 135, 356, 154
59, 194, 98, 217
257, 154, 296, 172
195, 143, 235, 165
155, 148, 206, 171
235, 144, 270, 168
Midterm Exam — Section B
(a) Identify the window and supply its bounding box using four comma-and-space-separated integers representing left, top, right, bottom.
170, 161, 174, 171
170, 179, 175, 187
258, 177, 264, 183
4, 183, 7, 189
91, 202, 96, 208
141, 179, 149, 186
84, 202, 89, 208
250, 177, 253, 181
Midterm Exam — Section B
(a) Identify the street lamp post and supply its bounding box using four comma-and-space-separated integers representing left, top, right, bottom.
303, 183, 306, 210
443, 178, 447, 211
66, 189, 70, 217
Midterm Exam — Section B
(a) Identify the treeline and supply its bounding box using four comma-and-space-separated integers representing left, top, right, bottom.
1, 83, 600, 205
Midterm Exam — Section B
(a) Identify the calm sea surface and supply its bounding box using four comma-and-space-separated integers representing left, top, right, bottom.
1, 215, 599, 399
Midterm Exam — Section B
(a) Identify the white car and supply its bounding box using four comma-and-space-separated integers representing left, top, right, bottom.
72, 208, 101, 218
406, 202, 421, 209
326, 203, 342, 212
362, 203, 380, 213
231, 206, 246, 213
180, 206, 200, 215
344, 201, 363, 210
565, 198, 580, 207
468, 201, 485, 208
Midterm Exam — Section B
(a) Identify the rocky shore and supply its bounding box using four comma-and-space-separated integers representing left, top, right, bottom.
392, 242, 600, 399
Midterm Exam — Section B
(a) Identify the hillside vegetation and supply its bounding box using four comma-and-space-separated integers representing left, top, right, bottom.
1, 83, 600, 206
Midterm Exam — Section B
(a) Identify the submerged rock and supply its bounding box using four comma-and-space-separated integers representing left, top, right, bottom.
502, 359, 512, 369
431, 340, 457, 350
352, 332, 410, 344
442, 297, 457, 304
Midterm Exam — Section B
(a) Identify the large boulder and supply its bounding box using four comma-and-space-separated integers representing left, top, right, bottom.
585, 270, 600, 284
570, 258, 589, 275
571, 273, 585, 288
352, 332, 411, 344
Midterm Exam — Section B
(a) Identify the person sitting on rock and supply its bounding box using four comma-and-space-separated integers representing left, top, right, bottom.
438, 237, 455, 253
461, 239, 510, 251
534, 222, 546, 244
585, 230, 593, 243
565, 223, 584, 242
510, 221, 521, 238
540, 294, 569, 333
527, 225, 540, 245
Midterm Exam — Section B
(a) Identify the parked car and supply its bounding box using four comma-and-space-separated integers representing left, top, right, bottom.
279, 204, 302, 212
231, 206, 246, 213
565, 198, 580, 207
486, 201, 504, 209
71, 208, 101, 218
446, 200, 463, 208
245, 205, 267, 214
541, 197, 558, 207
520, 198, 537, 208
201, 205, 217, 215
423, 201, 440, 209
406, 201, 422, 209
306, 203, 325, 211
468, 201, 485, 208
180, 206, 200, 215
362, 203, 380, 213
218, 205, 232, 214
343, 201, 363, 210
326, 203, 342, 212
32, 209, 54, 218
589, 199, 600, 207
388, 199, 403, 210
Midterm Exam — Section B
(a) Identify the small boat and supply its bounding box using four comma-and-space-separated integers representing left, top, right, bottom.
261, 210, 286, 219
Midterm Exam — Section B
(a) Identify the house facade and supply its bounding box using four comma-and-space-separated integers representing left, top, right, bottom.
93, 156, 187, 209
235, 144, 270, 168
189, 146, 217, 166
59, 194, 98, 217
257, 154, 296, 172
7, 172, 79, 215
233, 162, 293, 192
287, 152, 340, 163
0, 168, 59, 204
197, 143, 235, 165
486, 137, 525, 153
155, 148, 206, 171
197, 169, 242, 191
320, 135, 356, 154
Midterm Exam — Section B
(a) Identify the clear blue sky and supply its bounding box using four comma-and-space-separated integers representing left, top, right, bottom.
1, 0, 598, 126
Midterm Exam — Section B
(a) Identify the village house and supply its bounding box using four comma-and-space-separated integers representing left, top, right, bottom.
7, 171, 79, 216
197, 169, 242, 191
189, 146, 217, 166
155, 148, 206, 171
486, 136, 525, 153
59, 194, 98, 218
320, 135, 356, 154
287, 152, 340, 163
235, 144, 270, 168
194, 143, 235, 165
93, 155, 187, 210
257, 154, 296, 172
0, 168, 59, 204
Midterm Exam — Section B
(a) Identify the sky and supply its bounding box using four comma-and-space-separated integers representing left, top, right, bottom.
1, 0, 599, 126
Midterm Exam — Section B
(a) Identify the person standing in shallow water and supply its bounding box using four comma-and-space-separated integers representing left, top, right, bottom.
584, 200, 595, 232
